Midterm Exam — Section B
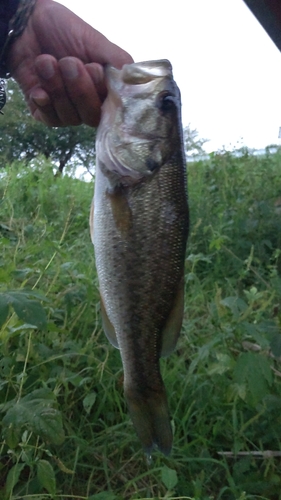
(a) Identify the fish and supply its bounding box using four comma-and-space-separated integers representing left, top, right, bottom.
90, 59, 189, 455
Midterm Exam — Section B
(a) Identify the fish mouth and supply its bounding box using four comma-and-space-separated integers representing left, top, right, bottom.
105, 60, 173, 87
121, 60, 173, 84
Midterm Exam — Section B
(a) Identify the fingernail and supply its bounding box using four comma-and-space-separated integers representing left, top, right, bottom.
59, 58, 79, 80
30, 88, 50, 107
37, 59, 55, 79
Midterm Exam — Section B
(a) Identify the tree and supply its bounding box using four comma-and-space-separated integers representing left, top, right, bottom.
183, 124, 208, 156
0, 79, 96, 174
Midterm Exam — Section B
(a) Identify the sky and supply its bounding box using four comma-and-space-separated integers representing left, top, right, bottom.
58, 0, 281, 152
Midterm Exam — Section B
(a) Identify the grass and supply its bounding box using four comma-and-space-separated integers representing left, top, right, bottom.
0, 149, 281, 499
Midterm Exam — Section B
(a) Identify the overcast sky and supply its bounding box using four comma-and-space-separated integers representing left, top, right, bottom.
58, 0, 281, 152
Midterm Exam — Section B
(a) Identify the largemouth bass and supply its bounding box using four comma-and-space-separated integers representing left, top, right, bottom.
90, 59, 189, 455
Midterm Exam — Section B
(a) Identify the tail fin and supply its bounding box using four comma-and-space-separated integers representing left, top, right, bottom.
124, 384, 172, 455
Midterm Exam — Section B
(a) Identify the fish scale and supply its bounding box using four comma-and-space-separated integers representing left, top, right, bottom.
91, 59, 189, 454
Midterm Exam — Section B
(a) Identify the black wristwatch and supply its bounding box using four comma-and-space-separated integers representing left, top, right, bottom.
0, 0, 37, 79
0, 0, 37, 113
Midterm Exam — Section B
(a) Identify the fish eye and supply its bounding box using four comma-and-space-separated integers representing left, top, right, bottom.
156, 91, 176, 113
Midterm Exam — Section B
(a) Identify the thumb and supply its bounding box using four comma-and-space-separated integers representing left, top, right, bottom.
34, 1, 134, 68
84, 29, 134, 69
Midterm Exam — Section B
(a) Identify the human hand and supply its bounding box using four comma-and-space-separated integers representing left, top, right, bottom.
7, 0, 133, 126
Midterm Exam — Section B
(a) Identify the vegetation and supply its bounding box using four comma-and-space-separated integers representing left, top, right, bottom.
0, 147, 281, 499
1, 81, 206, 175
183, 124, 208, 156
0, 80, 96, 175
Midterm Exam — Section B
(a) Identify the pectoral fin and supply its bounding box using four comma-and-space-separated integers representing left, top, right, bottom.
100, 295, 119, 349
107, 186, 132, 236
160, 277, 185, 357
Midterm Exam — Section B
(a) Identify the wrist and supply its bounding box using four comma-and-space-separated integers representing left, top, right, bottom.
0, 0, 38, 78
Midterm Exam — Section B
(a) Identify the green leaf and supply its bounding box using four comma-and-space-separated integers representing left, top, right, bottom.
258, 320, 279, 338
0, 294, 9, 327
207, 353, 234, 375
234, 352, 272, 405
83, 392, 97, 414
37, 459, 56, 497
0, 356, 12, 376
0, 291, 47, 329
242, 322, 270, 349
270, 333, 281, 357
17, 289, 50, 302
88, 493, 117, 500
209, 235, 228, 250
2, 389, 65, 444
11, 296, 47, 329
4, 424, 20, 449
227, 383, 247, 402
161, 465, 178, 490
34, 407, 65, 444
220, 296, 247, 319
5, 463, 26, 496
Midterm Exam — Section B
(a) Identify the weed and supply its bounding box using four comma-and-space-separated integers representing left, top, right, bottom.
0, 150, 281, 499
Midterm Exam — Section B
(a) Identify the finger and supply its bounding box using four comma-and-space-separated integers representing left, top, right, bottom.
87, 33, 134, 69
85, 63, 107, 103
29, 86, 62, 126
58, 57, 103, 127
34, 54, 82, 126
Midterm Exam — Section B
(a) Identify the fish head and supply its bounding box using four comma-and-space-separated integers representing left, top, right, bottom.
96, 59, 184, 185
